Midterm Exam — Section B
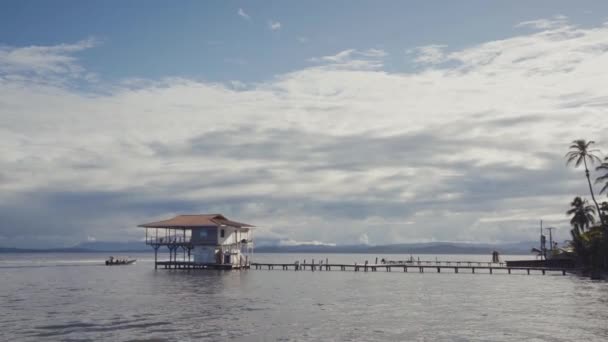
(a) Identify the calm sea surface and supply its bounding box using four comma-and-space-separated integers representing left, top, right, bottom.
1, 252, 607, 342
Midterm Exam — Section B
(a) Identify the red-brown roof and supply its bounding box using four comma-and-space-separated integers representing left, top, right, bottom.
138, 214, 254, 229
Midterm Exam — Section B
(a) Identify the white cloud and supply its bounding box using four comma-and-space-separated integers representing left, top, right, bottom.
2, 18, 608, 247
0, 38, 97, 78
268, 20, 281, 31
309, 48, 388, 70
315, 49, 356, 63
360, 48, 388, 58
237, 8, 250, 20
515, 15, 568, 30
409, 44, 447, 64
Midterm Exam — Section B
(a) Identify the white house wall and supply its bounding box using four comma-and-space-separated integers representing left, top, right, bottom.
217, 227, 250, 246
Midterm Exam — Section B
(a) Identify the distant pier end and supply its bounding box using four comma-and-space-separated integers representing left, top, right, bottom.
138, 214, 254, 270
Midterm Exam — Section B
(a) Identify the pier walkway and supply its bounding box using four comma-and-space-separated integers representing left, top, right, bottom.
152, 258, 574, 275
250, 259, 573, 276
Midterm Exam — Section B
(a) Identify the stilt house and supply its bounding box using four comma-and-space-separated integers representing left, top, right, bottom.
138, 214, 254, 269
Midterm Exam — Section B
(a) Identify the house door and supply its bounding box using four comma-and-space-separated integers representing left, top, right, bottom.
224, 254, 231, 264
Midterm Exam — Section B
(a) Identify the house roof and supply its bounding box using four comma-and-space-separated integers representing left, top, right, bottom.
138, 214, 254, 229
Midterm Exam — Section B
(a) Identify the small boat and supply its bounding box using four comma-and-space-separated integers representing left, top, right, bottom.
105, 256, 136, 266
380, 256, 416, 265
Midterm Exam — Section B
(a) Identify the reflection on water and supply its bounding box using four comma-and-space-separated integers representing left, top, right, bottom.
1, 252, 607, 341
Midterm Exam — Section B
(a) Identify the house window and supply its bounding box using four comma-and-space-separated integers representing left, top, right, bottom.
199, 230, 208, 238
220, 229, 225, 238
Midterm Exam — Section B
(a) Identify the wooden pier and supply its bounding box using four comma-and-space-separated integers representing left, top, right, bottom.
250, 259, 573, 276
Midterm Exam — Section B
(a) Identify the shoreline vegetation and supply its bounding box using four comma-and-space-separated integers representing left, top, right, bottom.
564, 139, 608, 278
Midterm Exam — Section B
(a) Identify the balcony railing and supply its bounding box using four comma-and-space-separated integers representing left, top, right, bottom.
145, 236, 254, 246
146, 236, 191, 245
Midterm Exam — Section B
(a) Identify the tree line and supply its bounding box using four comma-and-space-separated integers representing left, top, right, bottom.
565, 139, 608, 270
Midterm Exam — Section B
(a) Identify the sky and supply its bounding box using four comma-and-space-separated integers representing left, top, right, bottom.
2, 1, 608, 248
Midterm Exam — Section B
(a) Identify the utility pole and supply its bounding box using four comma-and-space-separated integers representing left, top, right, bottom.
545, 227, 556, 253
539, 220, 546, 260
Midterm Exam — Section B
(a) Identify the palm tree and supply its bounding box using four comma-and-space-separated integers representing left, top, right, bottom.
566, 196, 596, 232
596, 157, 608, 197
565, 139, 604, 227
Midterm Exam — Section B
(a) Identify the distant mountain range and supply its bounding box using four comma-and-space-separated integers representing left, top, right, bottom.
0, 240, 538, 255
255, 241, 537, 255
0, 241, 149, 253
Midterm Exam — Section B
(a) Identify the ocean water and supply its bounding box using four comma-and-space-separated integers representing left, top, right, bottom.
1, 252, 607, 342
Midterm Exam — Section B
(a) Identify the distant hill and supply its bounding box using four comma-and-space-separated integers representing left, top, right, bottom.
0, 241, 537, 255
73, 241, 150, 252
255, 241, 536, 255
0, 241, 149, 253
0, 247, 94, 253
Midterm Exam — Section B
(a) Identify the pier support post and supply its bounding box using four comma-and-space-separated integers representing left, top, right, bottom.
508, 268, 511, 274
527, 269, 530, 275
562, 269, 566, 276
455, 267, 458, 273
153, 245, 160, 270
489, 268, 493, 274
542, 269, 545, 275
472, 267, 475, 274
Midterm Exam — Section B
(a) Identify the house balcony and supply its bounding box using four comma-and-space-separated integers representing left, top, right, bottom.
145, 236, 254, 248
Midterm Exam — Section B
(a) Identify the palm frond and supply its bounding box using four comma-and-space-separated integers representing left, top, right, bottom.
588, 154, 602, 164
595, 174, 608, 183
